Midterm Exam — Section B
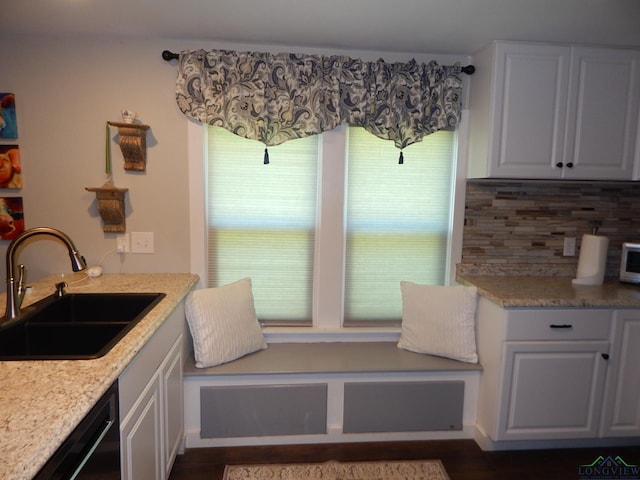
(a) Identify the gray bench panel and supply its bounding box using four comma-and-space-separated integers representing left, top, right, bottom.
343, 381, 464, 433
200, 384, 328, 438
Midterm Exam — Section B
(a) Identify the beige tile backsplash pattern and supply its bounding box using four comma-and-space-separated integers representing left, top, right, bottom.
461, 180, 640, 277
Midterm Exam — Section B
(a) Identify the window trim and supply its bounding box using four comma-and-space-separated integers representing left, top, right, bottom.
187, 115, 469, 341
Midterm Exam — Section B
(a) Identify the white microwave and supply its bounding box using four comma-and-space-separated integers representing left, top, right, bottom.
620, 242, 640, 284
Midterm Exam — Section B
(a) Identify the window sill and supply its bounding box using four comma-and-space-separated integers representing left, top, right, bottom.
263, 326, 401, 343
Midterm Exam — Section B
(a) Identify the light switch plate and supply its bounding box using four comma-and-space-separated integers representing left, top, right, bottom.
131, 232, 154, 254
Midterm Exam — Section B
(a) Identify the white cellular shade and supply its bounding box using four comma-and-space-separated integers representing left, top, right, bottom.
344, 127, 455, 323
207, 127, 319, 323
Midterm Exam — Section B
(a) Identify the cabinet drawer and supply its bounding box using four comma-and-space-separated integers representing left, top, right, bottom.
505, 309, 611, 341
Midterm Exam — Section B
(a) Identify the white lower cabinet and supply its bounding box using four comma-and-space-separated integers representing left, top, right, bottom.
162, 338, 184, 478
121, 372, 163, 479
476, 297, 640, 447
499, 340, 608, 440
119, 303, 186, 480
601, 309, 640, 437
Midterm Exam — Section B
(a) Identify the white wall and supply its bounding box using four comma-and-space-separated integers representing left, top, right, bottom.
0, 35, 194, 288
0, 33, 469, 291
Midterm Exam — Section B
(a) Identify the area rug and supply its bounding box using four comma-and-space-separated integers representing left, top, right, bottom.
223, 459, 450, 480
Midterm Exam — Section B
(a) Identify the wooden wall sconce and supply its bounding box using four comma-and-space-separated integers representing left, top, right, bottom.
85, 183, 129, 232
107, 121, 150, 171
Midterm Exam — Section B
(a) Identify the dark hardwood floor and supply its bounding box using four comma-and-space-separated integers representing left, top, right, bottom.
169, 440, 640, 480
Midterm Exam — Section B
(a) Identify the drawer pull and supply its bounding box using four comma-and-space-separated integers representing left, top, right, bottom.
549, 324, 573, 329
601, 353, 610, 360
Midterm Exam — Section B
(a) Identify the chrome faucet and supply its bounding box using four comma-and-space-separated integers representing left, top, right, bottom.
3, 227, 87, 323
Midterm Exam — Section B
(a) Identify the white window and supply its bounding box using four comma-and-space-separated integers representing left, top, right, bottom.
204, 125, 458, 328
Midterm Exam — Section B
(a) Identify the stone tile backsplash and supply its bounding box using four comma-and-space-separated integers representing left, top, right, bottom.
461, 180, 640, 276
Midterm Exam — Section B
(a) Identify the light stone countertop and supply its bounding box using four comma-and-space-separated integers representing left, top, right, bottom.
456, 274, 640, 308
0, 273, 198, 480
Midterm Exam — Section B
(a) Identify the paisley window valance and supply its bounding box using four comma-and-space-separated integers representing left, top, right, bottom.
175, 48, 464, 158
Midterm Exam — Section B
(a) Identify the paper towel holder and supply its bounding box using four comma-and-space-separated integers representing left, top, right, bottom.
572, 231, 609, 286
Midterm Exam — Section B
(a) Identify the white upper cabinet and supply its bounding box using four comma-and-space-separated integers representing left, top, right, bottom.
564, 47, 640, 179
468, 41, 640, 180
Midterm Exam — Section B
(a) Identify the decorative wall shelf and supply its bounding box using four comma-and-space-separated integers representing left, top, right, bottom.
85, 182, 129, 232
107, 121, 150, 171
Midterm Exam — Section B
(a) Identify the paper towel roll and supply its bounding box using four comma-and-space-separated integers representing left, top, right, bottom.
572, 234, 609, 285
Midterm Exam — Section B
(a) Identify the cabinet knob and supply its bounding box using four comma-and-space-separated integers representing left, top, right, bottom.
601, 353, 610, 360
556, 162, 563, 168
566, 162, 574, 168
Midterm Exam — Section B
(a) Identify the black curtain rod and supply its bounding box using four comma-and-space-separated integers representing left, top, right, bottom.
161, 50, 475, 74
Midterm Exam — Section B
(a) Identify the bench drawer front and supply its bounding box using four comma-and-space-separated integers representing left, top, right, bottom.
343, 381, 464, 433
200, 384, 327, 438
505, 309, 611, 341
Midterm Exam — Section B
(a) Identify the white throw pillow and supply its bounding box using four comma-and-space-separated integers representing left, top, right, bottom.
185, 278, 267, 368
397, 282, 479, 364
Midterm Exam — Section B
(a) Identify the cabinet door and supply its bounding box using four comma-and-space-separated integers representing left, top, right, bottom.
564, 47, 640, 180
120, 372, 163, 480
496, 341, 609, 441
483, 42, 571, 178
162, 335, 184, 477
601, 310, 640, 437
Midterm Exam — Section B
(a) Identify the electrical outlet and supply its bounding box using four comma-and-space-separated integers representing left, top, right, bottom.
116, 233, 130, 253
131, 232, 154, 254
563, 236, 576, 256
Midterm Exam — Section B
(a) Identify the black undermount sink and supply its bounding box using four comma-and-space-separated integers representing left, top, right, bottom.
0, 292, 165, 360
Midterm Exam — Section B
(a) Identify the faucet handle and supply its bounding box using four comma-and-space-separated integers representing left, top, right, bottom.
17, 263, 25, 281
16, 264, 26, 299
55, 281, 67, 298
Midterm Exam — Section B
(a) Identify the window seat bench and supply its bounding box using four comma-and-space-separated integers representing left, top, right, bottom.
183, 342, 481, 448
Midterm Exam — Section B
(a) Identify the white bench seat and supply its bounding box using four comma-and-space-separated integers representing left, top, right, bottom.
184, 342, 481, 376
183, 342, 481, 448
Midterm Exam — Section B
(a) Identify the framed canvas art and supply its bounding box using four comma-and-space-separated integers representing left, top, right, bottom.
0, 196, 24, 240
0, 145, 22, 189
0, 93, 17, 139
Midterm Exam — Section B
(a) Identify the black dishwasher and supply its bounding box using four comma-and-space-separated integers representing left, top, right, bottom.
34, 381, 120, 479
